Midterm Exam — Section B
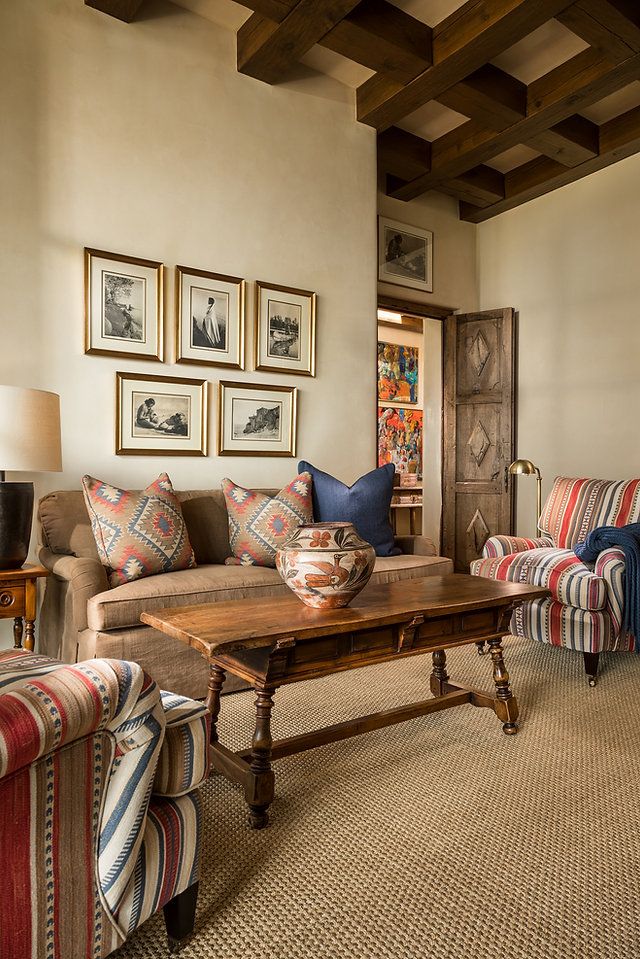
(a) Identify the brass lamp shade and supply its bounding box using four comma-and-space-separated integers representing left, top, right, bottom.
509, 459, 542, 536
0, 386, 62, 569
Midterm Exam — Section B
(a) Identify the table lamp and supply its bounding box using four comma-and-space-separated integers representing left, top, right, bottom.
0, 386, 62, 569
509, 459, 542, 536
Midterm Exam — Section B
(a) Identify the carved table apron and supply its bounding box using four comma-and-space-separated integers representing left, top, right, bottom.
142, 574, 549, 829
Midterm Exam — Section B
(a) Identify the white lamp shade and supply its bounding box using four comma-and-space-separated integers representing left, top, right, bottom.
0, 386, 62, 472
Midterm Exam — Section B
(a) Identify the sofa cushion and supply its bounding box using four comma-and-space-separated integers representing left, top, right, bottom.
471, 547, 608, 611
82, 473, 196, 587
298, 460, 399, 557
221, 473, 313, 567
87, 553, 453, 631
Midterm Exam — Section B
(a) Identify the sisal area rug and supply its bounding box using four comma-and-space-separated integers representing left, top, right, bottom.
117, 638, 640, 959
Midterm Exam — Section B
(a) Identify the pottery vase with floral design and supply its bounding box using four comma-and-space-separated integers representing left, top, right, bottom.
276, 522, 376, 609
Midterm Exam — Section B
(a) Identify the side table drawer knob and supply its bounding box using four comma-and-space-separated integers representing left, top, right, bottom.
0, 592, 15, 607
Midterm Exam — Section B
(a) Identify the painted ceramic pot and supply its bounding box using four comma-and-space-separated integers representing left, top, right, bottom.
276, 522, 376, 609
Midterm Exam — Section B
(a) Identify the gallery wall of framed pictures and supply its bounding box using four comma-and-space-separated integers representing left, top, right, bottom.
83, 247, 314, 458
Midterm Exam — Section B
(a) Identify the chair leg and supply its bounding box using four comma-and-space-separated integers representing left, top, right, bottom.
164, 881, 199, 954
583, 651, 600, 688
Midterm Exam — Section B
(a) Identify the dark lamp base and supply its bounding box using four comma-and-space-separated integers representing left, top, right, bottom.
0, 482, 34, 570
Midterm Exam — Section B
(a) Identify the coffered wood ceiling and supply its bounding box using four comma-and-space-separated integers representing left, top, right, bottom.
85, 0, 640, 221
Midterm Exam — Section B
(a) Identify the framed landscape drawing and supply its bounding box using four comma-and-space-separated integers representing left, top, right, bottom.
378, 217, 433, 293
116, 371, 208, 456
255, 281, 316, 376
85, 248, 163, 360
176, 266, 245, 369
378, 341, 419, 405
378, 406, 423, 473
218, 381, 297, 457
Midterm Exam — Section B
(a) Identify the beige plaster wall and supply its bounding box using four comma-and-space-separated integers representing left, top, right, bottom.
476, 154, 640, 535
0, 0, 377, 506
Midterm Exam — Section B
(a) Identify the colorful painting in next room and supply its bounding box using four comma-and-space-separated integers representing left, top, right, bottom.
378, 407, 423, 473
377, 342, 419, 405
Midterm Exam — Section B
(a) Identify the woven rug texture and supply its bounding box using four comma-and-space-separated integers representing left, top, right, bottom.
116, 638, 640, 959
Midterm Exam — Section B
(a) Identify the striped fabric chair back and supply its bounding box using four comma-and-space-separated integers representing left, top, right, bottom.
539, 477, 640, 549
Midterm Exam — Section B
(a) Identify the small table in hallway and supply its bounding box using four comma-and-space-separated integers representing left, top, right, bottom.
142, 574, 549, 829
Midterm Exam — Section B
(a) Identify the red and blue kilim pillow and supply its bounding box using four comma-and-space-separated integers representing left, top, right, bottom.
82, 472, 196, 587
221, 472, 313, 567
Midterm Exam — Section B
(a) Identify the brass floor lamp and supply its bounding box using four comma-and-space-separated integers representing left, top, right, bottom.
509, 459, 542, 536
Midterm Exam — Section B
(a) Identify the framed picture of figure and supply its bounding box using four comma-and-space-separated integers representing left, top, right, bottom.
218, 381, 297, 457
176, 266, 245, 369
116, 371, 208, 456
378, 217, 433, 293
85, 248, 163, 360
254, 281, 316, 377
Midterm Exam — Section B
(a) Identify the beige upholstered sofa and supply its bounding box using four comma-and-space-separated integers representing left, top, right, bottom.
38, 488, 453, 699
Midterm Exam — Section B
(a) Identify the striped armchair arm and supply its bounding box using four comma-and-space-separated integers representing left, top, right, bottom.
595, 547, 626, 636
483, 534, 554, 559
154, 692, 211, 797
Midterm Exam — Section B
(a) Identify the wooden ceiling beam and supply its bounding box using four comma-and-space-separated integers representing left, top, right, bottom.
557, 1, 640, 63
319, 0, 432, 85
378, 127, 431, 181
438, 165, 506, 207
388, 49, 640, 200
356, 0, 575, 131
437, 64, 599, 167
459, 102, 640, 222
237, 0, 362, 84
84, 0, 144, 21
235, 0, 432, 84
436, 64, 526, 130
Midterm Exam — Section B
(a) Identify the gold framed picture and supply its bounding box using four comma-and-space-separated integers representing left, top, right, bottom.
116, 371, 208, 456
85, 248, 163, 360
176, 266, 245, 369
254, 281, 316, 377
217, 380, 297, 457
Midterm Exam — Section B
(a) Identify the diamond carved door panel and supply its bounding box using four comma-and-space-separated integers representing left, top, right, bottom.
443, 309, 515, 572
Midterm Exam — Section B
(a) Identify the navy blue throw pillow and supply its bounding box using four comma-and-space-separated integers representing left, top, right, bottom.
298, 461, 400, 557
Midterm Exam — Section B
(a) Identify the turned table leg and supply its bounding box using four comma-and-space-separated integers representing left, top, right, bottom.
487, 637, 519, 735
24, 620, 35, 653
206, 665, 226, 743
430, 648, 449, 697
13, 617, 23, 649
246, 685, 276, 829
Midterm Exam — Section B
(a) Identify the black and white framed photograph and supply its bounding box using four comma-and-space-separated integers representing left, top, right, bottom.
255, 281, 316, 377
116, 371, 208, 456
85, 248, 163, 360
378, 217, 433, 293
218, 381, 297, 457
176, 266, 245, 369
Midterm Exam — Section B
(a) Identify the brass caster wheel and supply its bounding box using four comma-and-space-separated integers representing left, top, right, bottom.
588, 677, 597, 688
502, 722, 518, 736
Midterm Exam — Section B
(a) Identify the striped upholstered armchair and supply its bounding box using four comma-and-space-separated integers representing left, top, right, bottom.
471, 477, 640, 685
0, 649, 210, 958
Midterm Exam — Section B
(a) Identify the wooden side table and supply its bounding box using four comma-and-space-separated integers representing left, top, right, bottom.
0, 565, 49, 652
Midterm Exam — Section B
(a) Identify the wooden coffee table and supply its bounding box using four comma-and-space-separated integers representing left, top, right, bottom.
143, 574, 548, 829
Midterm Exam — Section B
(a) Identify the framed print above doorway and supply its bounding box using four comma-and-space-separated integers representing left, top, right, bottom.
176, 266, 245, 369
378, 217, 433, 293
255, 281, 316, 377
85, 248, 163, 360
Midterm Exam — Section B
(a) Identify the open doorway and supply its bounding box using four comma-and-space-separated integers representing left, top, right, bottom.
376, 296, 451, 551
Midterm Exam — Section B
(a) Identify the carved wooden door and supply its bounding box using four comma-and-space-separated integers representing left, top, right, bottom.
442, 309, 515, 572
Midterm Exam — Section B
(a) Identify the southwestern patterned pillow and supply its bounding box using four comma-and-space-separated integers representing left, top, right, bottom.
221, 473, 313, 567
82, 473, 196, 587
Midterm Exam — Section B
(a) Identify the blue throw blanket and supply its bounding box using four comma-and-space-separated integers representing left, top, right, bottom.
574, 523, 640, 652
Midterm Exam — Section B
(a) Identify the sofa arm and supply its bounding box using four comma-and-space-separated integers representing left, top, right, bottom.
483, 535, 554, 559
153, 692, 211, 797
394, 535, 437, 556
39, 546, 108, 633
